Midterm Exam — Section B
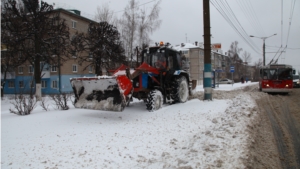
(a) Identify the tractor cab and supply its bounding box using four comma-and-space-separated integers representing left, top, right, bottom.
141, 46, 183, 71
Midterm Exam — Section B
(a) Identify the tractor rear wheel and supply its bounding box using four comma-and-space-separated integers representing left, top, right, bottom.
146, 89, 163, 112
172, 76, 189, 103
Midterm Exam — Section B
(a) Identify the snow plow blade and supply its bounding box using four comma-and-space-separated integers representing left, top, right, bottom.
70, 75, 133, 112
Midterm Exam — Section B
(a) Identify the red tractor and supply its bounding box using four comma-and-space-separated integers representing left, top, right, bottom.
70, 43, 196, 111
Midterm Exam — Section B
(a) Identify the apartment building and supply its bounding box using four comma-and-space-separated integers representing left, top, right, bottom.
173, 42, 233, 85
1, 8, 96, 94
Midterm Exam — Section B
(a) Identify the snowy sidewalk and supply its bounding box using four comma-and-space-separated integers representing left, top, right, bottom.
1, 82, 259, 168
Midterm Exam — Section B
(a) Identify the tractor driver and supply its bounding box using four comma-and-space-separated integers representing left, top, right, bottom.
155, 55, 166, 69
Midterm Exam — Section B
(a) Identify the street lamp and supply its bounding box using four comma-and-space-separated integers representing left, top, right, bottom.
249, 33, 277, 66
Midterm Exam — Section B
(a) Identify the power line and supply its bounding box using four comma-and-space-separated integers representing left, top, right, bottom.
284, 0, 296, 47
266, 45, 300, 50
213, 0, 258, 51
274, 46, 286, 64
210, 0, 261, 54
246, 0, 265, 35
267, 46, 282, 65
277, 0, 297, 63
237, 0, 261, 36
113, 0, 156, 14
281, 0, 283, 47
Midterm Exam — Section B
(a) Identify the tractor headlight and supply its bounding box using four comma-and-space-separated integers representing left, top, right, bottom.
286, 84, 289, 87
266, 84, 269, 87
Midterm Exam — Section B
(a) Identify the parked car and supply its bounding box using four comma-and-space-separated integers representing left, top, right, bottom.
293, 75, 300, 88
218, 78, 233, 84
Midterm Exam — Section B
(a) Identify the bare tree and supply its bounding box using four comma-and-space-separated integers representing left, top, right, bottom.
255, 58, 263, 67
242, 51, 252, 64
137, 0, 162, 48
119, 0, 139, 65
119, 0, 162, 67
227, 41, 243, 79
253, 59, 263, 81
241, 51, 252, 78
94, 3, 117, 26
0, 44, 26, 97
1, 0, 70, 99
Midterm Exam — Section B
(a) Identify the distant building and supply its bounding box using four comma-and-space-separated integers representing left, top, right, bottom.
173, 42, 232, 85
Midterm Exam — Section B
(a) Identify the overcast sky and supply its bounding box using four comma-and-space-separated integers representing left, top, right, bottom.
45, 0, 300, 70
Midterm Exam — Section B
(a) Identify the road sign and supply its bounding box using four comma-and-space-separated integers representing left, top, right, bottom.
215, 69, 223, 72
230, 66, 235, 73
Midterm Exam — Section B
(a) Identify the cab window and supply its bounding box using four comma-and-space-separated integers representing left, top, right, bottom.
168, 55, 173, 69
176, 53, 182, 69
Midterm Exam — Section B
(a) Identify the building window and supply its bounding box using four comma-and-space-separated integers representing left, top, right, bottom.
42, 80, 47, 88
88, 65, 93, 73
181, 50, 188, 54
18, 66, 23, 74
200, 50, 204, 56
52, 80, 58, 89
71, 20, 77, 29
51, 65, 57, 72
89, 53, 93, 60
72, 64, 77, 72
8, 81, 15, 88
29, 65, 34, 73
19, 81, 24, 88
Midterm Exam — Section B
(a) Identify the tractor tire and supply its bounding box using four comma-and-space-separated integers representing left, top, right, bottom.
146, 89, 163, 112
171, 76, 189, 103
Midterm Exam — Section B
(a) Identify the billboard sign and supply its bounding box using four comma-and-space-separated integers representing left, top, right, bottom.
211, 43, 221, 50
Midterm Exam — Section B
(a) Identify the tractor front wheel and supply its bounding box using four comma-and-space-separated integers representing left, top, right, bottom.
146, 89, 163, 112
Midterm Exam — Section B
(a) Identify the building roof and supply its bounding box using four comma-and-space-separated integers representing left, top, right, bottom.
172, 43, 201, 52
54, 8, 97, 24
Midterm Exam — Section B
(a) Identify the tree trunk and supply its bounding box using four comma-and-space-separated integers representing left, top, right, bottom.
1, 83, 4, 98
34, 38, 42, 101
35, 83, 41, 99
95, 61, 102, 76
1, 66, 8, 98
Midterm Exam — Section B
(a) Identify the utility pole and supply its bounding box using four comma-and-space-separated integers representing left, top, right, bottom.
203, 0, 212, 100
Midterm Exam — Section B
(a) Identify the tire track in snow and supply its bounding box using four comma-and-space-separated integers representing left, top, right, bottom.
263, 94, 299, 169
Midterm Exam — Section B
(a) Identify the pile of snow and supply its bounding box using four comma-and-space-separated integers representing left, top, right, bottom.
1, 82, 259, 168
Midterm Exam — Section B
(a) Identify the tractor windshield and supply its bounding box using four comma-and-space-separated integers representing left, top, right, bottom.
152, 52, 166, 69
142, 50, 166, 69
